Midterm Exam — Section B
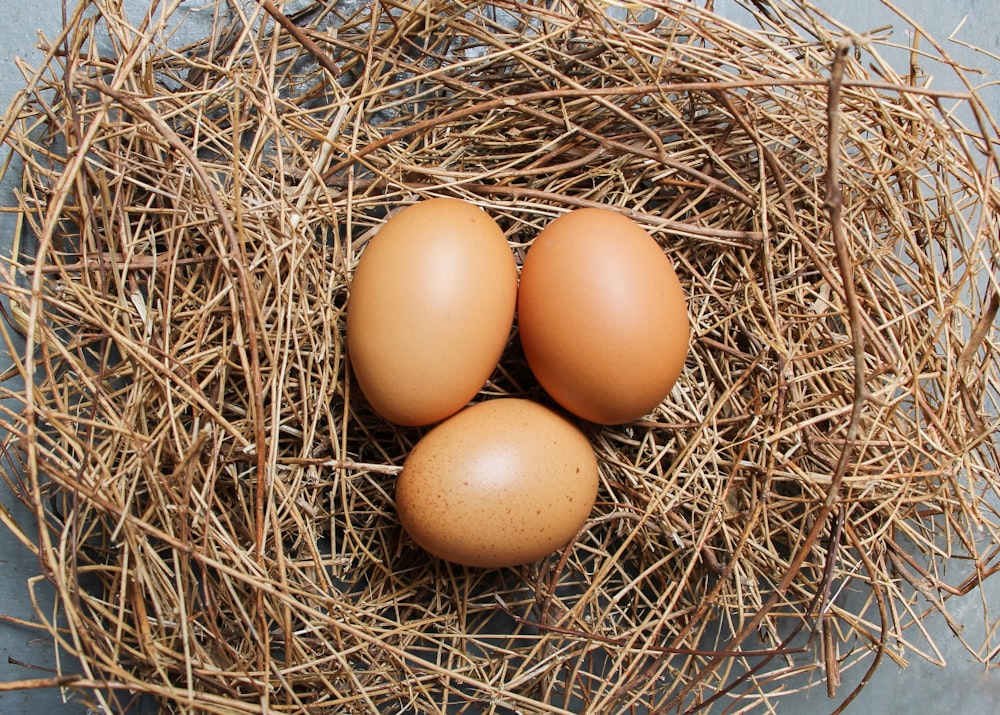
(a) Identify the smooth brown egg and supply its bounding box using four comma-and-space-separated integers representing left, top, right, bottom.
395, 398, 599, 568
517, 207, 689, 424
347, 198, 517, 426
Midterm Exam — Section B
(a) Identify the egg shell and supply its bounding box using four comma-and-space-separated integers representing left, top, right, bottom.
395, 398, 599, 568
347, 198, 518, 426
517, 207, 689, 424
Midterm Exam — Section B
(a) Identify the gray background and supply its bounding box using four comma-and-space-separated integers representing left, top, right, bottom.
1, 1, 998, 713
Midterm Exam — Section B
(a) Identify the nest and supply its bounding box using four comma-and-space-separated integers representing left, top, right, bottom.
1, 0, 998, 712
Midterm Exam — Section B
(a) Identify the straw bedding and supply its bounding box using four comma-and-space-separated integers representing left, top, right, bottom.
1, 0, 998, 712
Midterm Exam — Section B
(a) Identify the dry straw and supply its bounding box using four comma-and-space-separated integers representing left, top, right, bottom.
1, 0, 998, 712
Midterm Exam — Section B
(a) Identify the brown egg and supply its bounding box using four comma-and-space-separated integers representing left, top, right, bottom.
347, 198, 517, 426
517, 207, 689, 424
395, 398, 599, 568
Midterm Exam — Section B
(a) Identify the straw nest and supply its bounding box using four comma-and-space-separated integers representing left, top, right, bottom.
1, 1, 998, 712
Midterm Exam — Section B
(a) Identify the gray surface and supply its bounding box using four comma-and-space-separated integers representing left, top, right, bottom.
1, 1, 998, 713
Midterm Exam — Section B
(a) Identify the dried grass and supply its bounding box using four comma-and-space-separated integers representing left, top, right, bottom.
1, 1, 998, 713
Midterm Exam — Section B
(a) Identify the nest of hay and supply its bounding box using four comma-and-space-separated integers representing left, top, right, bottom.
1, 0, 999, 712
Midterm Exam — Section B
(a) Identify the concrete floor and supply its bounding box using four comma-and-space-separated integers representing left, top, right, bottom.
1, 1, 998, 713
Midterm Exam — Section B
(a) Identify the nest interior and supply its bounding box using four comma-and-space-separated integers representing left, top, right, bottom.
1, 0, 999, 713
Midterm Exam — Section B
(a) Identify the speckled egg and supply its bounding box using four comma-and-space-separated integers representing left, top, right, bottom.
347, 198, 518, 426
517, 207, 689, 424
395, 398, 599, 568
